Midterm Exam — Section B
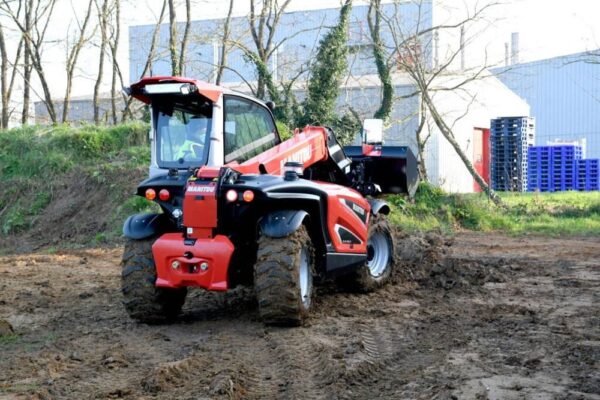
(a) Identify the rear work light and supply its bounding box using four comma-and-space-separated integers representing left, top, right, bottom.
143, 83, 197, 95
159, 189, 170, 201
145, 188, 156, 201
225, 189, 238, 202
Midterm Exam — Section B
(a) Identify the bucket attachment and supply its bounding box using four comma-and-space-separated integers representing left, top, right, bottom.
343, 119, 419, 197
344, 145, 419, 197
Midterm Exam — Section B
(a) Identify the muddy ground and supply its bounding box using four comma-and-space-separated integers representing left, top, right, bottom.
0, 232, 598, 399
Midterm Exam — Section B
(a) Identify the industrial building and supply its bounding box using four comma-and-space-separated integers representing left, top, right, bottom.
492, 50, 600, 159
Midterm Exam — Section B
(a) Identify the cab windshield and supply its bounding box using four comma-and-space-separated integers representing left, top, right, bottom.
154, 102, 212, 169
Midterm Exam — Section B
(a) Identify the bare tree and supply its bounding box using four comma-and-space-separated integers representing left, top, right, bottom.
121, 0, 167, 120
378, 0, 502, 203
215, 0, 234, 85
178, 0, 190, 75
21, 0, 32, 124
63, 0, 95, 123
167, 0, 179, 75
1, 0, 58, 123
93, 0, 109, 125
108, 0, 126, 123
0, 20, 11, 128
247, 0, 291, 99
0, 3, 24, 128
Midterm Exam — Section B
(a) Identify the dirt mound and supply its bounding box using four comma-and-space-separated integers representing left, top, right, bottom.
2, 167, 144, 253
393, 229, 508, 289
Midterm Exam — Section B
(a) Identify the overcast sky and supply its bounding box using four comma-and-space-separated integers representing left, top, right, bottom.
7, 0, 600, 99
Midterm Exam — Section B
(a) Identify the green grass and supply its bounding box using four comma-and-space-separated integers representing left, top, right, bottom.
0, 122, 149, 179
0, 333, 20, 345
388, 183, 600, 236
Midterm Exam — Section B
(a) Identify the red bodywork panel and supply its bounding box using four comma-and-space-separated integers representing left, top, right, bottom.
196, 126, 329, 178
183, 181, 218, 239
321, 183, 371, 254
152, 233, 233, 291
130, 76, 224, 104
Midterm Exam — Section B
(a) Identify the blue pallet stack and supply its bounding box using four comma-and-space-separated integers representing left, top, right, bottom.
527, 146, 552, 191
490, 116, 535, 192
551, 145, 582, 191
576, 159, 599, 191
527, 145, 600, 191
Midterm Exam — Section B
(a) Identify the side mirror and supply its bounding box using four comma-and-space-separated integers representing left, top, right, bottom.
362, 119, 384, 144
265, 101, 276, 111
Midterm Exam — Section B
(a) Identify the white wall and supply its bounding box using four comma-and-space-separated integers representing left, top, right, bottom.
426, 71, 530, 192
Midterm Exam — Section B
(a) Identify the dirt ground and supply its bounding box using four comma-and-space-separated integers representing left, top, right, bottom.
0, 232, 598, 400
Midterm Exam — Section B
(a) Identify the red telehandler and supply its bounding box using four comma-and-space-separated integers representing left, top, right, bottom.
121, 76, 418, 326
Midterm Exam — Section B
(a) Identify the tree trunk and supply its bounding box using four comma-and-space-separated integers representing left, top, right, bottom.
7, 37, 23, 116
167, 0, 179, 75
21, 0, 33, 124
368, 0, 393, 122
178, 0, 190, 76
421, 88, 502, 205
63, 0, 94, 123
415, 100, 428, 181
110, 0, 121, 124
216, 0, 234, 85
94, 0, 109, 125
0, 22, 9, 129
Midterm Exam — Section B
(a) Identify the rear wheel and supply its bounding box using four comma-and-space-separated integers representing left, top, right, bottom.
340, 214, 395, 292
254, 226, 314, 326
121, 238, 187, 324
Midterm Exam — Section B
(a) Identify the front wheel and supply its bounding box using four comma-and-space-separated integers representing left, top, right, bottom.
121, 238, 187, 324
254, 225, 314, 326
339, 214, 395, 292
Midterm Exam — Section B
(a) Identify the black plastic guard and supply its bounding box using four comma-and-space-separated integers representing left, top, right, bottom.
259, 210, 309, 238
123, 213, 171, 240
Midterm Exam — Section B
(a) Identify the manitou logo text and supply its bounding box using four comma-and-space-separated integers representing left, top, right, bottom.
187, 185, 215, 193
280, 147, 312, 171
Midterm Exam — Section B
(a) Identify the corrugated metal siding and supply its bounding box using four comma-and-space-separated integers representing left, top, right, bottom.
128, 2, 433, 86
493, 52, 600, 159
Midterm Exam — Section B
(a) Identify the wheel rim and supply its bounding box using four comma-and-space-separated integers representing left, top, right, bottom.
299, 246, 311, 308
367, 231, 391, 278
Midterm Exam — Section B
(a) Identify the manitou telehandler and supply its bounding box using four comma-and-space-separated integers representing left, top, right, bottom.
121, 76, 418, 326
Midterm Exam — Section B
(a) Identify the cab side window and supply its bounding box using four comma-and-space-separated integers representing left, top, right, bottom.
224, 96, 278, 163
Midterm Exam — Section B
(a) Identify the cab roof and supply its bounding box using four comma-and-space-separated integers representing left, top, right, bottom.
128, 76, 264, 106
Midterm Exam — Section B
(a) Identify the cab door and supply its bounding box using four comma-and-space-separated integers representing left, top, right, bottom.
223, 96, 280, 164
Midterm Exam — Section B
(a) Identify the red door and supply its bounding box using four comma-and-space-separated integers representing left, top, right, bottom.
473, 128, 490, 192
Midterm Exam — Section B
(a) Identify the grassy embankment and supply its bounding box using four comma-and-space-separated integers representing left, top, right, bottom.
0, 123, 155, 246
1, 124, 599, 249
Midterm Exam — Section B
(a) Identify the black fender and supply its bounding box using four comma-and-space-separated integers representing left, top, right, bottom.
123, 213, 173, 240
259, 210, 309, 238
368, 199, 390, 215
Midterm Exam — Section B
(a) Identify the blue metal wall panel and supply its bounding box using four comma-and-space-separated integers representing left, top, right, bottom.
492, 52, 600, 159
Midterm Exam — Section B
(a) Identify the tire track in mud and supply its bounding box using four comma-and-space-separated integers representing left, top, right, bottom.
238, 330, 343, 399
341, 318, 421, 395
